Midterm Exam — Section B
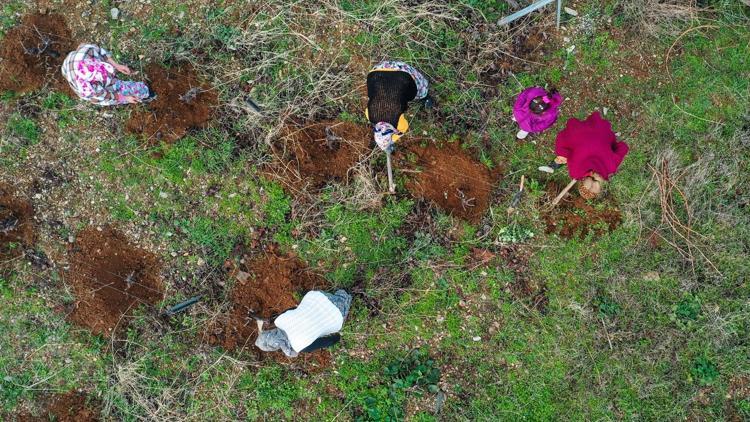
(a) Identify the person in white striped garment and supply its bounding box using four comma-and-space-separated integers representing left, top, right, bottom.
254, 290, 351, 357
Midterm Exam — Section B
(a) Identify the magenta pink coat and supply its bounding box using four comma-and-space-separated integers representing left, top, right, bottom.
555, 112, 629, 181
512, 87, 563, 133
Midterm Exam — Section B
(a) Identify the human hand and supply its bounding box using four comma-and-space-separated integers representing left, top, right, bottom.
117, 95, 140, 104
115, 64, 133, 75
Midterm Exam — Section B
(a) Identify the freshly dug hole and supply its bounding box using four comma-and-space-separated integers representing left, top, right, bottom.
126, 64, 217, 144
271, 120, 372, 189
399, 142, 501, 224
66, 227, 163, 336
0, 13, 75, 94
543, 181, 622, 239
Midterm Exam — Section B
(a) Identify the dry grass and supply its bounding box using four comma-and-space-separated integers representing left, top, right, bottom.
621, 0, 701, 35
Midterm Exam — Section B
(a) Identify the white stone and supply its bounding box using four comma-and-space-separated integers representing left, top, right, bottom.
564, 7, 578, 16
110, 7, 119, 19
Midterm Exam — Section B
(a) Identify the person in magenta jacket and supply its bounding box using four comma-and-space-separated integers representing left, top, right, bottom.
539, 112, 629, 199
512, 87, 563, 139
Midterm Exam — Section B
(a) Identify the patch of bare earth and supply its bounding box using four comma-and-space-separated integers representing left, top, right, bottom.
126, 64, 217, 144
269, 120, 372, 192
66, 226, 164, 337
398, 141, 501, 224
16, 391, 101, 422
0, 13, 76, 95
543, 181, 622, 239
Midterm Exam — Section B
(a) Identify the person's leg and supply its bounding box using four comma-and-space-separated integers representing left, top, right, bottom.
324, 290, 352, 318
114, 79, 151, 101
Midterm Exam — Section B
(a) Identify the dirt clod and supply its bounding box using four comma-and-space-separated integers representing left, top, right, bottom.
0, 185, 35, 264
17, 392, 100, 422
400, 142, 499, 223
0, 13, 75, 94
271, 120, 372, 189
207, 252, 329, 352
126, 64, 217, 144
543, 182, 622, 239
67, 227, 163, 336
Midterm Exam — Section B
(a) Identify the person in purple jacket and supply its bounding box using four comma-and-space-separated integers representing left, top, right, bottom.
512, 87, 563, 139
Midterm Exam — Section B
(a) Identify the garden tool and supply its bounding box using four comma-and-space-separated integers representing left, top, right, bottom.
506, 175, 525, 216
163, 295, 203, 316
551, 179, 577, 207
386, 147, 396, 194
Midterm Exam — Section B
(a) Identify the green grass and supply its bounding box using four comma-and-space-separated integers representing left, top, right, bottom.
6, 114, 40, 144
1, 0, 749, 420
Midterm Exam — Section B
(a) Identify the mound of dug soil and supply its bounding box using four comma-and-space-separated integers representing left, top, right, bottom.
0, 13, 75, 94
399, 142, 499, 224
0, 184, 35, 266
273, 120, 372, 188
543, 182, 622, 239
208, 252, 328, 352
67, 227, 163, 336
126, 64, 217, 144
17, 392, 101, 422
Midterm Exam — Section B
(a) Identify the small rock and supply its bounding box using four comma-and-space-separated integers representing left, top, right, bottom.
68, 235, 75, 243
110, 7, 119, 20
643, 271, 660, 281
159, 191, 169, 199
81, 10, 91, 18
564, 7, 578, 16
472, 336, 481, 342
563, 36, 571, 43
566, 45, 576, 53
603, 107, 609, 115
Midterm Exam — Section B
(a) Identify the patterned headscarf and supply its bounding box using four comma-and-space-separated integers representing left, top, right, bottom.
373, 122, 399, 151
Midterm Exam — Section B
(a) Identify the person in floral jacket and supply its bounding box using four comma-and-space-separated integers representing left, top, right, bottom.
61, 43, 152, 106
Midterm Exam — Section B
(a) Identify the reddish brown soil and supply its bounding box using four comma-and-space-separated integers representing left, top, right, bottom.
66, 226, 163, 336
16, 392, 100, 422
0, 184, 35, 251
207, 252, 329, 353
727, 376, 750, 422
271, 120, 372, 189
126, 64, 217, 144
0, 13, 75, 94
543, 182, 622, 239
499, 246, 548, 313
399, 142, 500, 224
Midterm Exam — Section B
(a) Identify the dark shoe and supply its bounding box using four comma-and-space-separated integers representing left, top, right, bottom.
422, 95, 435, 110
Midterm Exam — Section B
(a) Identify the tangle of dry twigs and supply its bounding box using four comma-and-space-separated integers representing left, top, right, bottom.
648, 158, 721, 278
